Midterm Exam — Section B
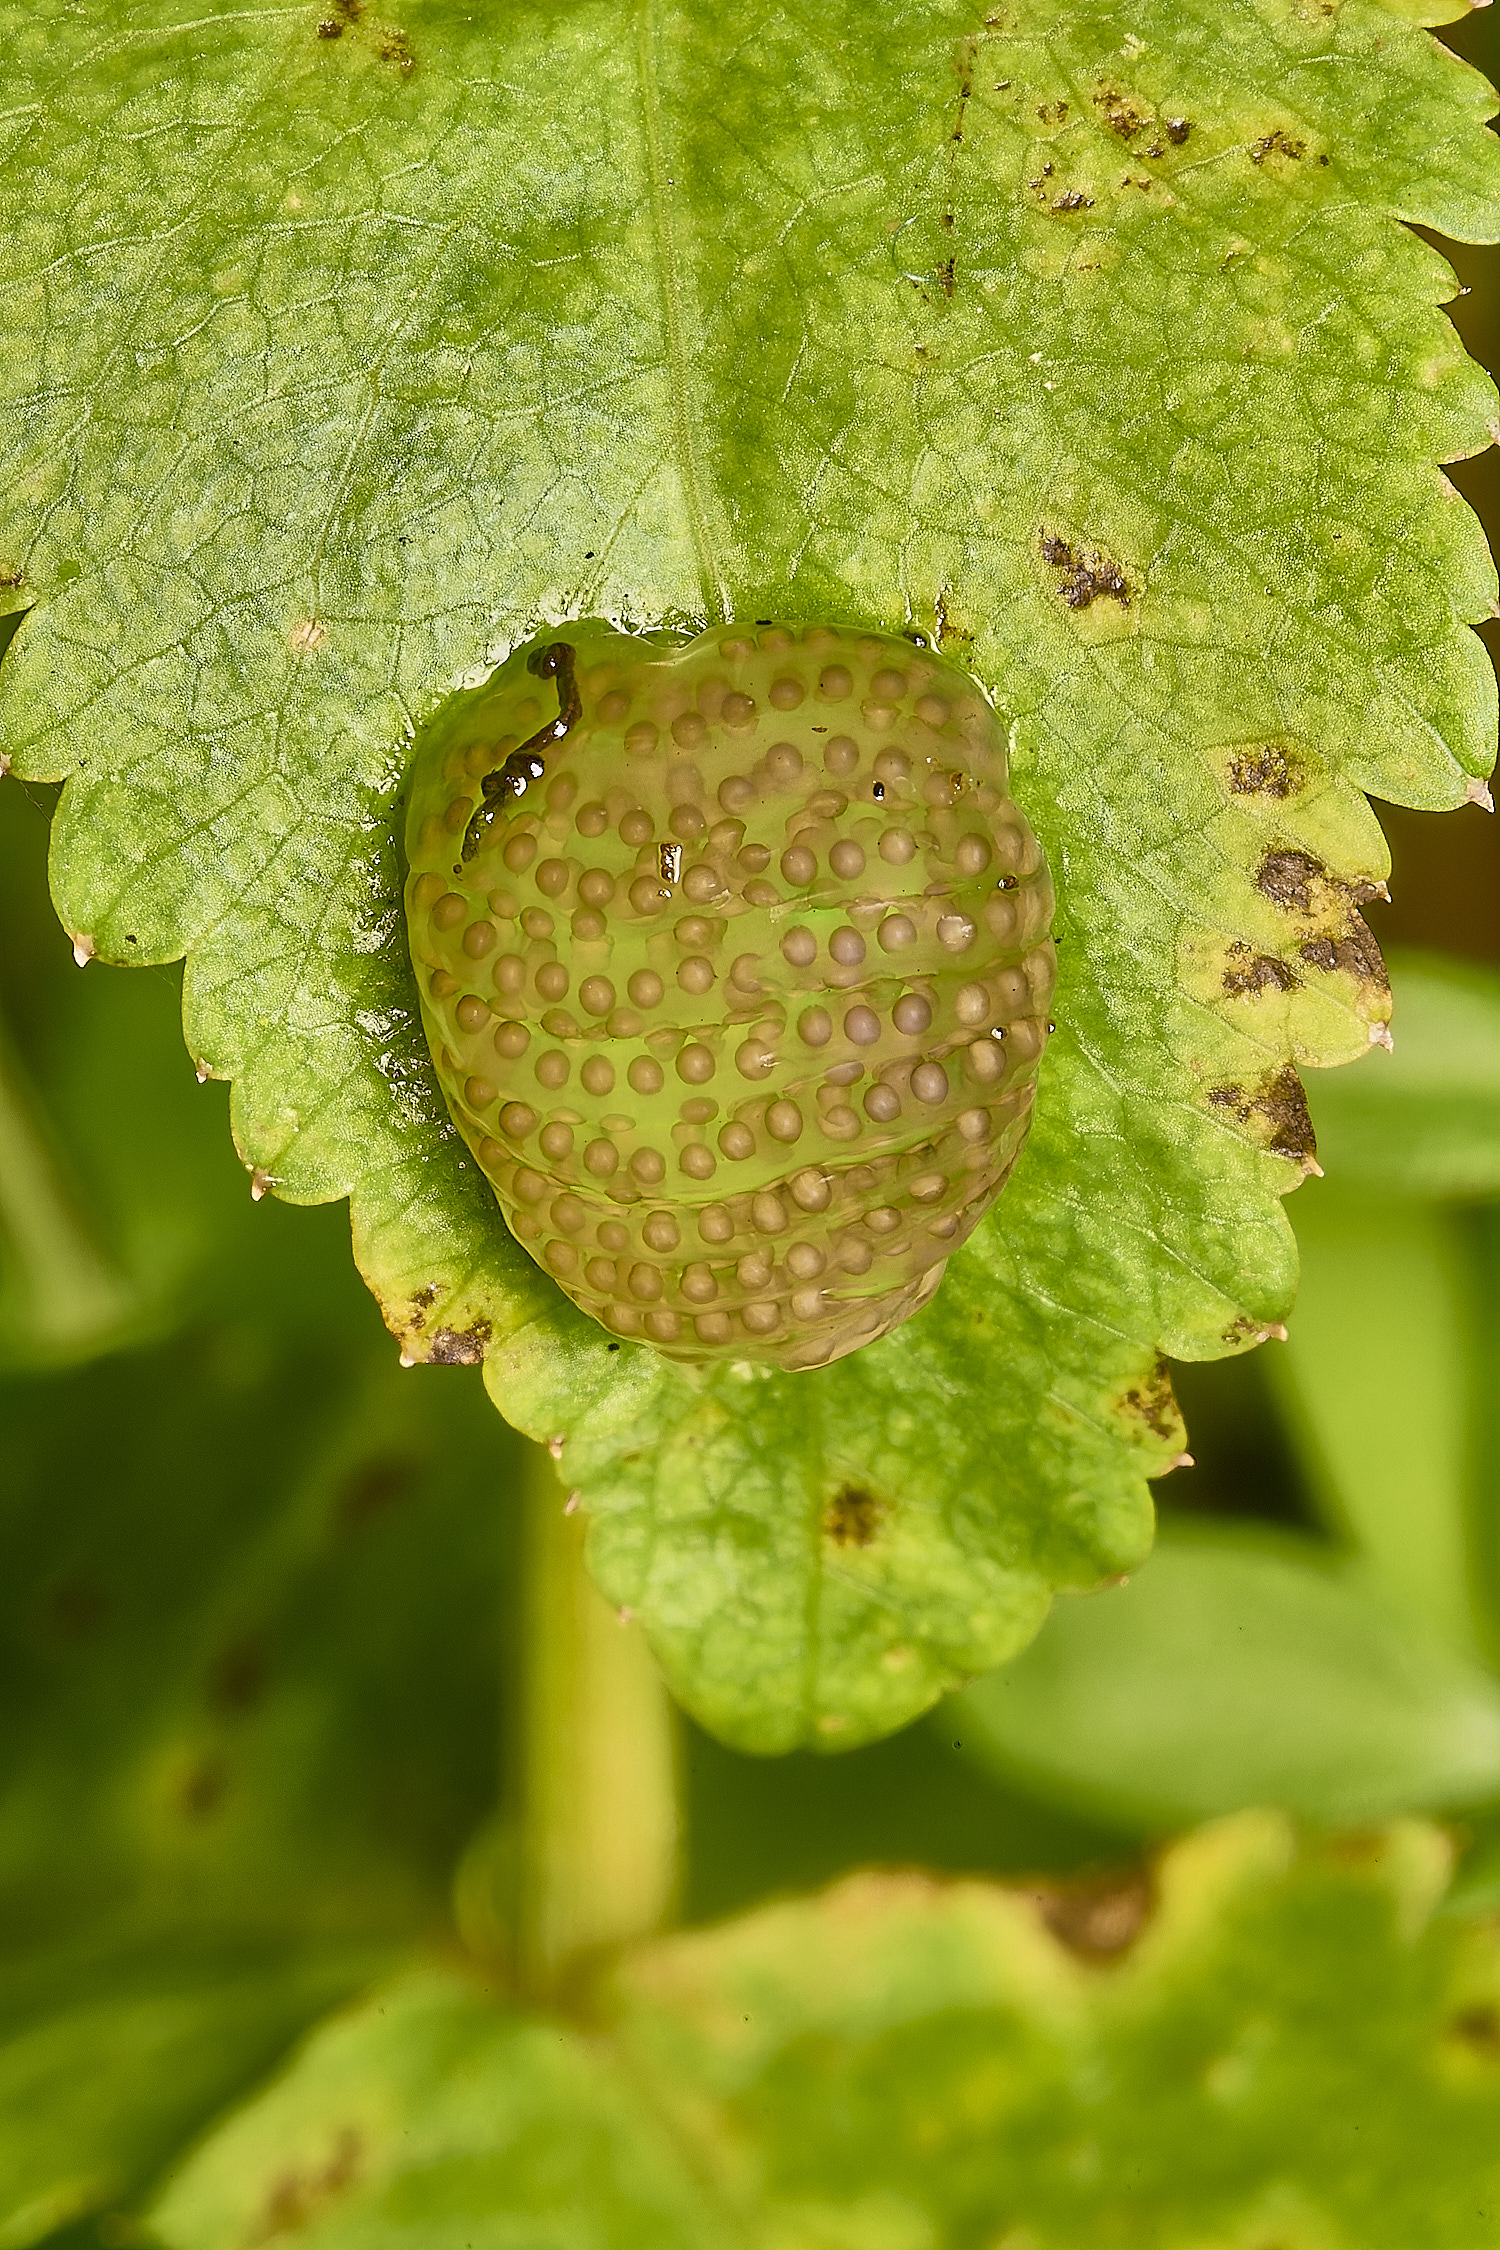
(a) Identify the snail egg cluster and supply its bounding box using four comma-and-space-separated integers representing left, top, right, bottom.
404, 620, 1055, 1371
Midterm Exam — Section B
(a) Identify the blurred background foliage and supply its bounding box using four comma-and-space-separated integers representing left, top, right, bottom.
8, 8, 1500, 2241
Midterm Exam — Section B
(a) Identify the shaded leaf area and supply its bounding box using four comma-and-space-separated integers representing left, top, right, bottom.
152, 1817, 1500, 2249
1279, 951, 1500, 1663
0, 794, 521, 2244
956, 1524, 1500, 1828
2, 0, 1498, 1745
1307, 948, 1500, 1197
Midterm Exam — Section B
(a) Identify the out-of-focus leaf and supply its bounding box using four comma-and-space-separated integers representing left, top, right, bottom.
0, 1938, 378, 2250
157, 1817, 1500, 2247
619, 1814, 1500, 2250
950, 1528, 1500, 1828
1306, 950, 1500, 1196
1273, 1185, 1483, 1654
0, 791, 522, 2245
0, 1012, 137, 1370
149, 1973, 722, 2250
0, 782, 247, 1364
0, 1282, 517, 2243
4, 0, 1498, 1747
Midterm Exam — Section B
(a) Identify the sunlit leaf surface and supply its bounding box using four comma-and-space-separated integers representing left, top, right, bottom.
2, 0, 1496, 1741
153, 1816, 1500, 2248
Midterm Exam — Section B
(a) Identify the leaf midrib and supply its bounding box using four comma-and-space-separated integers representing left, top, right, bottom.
635, 0, 730, 624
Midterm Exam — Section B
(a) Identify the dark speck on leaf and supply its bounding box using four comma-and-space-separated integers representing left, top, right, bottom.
825, 1485, 885, 1546
1094, 87, 1147, 138
1451, 2005, 1500, 2052
1228, 745, 1295, 798
316, 17, 342, 34
1039, 531, 1130, 608
209, 1637, 269, 1713
425, 1320, 492, 1366
1209, 1067, 1317, 1164
45, 1575, 107, 1639
1051, 190, 1093, 213
1300, 924, 1387, 987
1251, 128, 1305, 164
1164, 118, 1191, 144
607, 1341, 621, 1352
337, 1453, 419, 1531
1257, 847, 1325, 914
1118, 1354, 1178, 1439
1221, 942, 1300, 999
1032, 1869, 1152, 1957
179, 1756, 229, 1823
259, 2127, 363, 2238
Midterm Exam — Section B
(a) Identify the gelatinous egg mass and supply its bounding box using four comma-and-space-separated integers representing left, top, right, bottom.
403, 620, 1055, 1371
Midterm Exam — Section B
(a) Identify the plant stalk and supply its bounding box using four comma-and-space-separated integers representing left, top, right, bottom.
513, 1438, 679, 2000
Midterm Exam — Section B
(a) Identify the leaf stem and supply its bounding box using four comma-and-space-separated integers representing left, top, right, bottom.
513, 1439, 679, 2001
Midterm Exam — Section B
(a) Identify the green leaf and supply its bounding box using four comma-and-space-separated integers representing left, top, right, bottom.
623, 1814, 1500, 2248
1274, 1185, 1485, 1655
3, 0, 1497, 1745
0, 1937, 378, 2250
950, 1526, 1500, 1827
153, 1816, 1500, 2247
1304, 950, 1500, 1197
0, 795, 523, 2242
148, 1973, 723, 2250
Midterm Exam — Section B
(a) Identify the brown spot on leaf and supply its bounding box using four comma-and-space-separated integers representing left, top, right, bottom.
1118, 1354, 1179, 1440
1031, 1868, 1152, 1957
179, 1756, 229, 1823
208, 1638, 268, 1714
1300, 922, 1387, 988
1257, 847, 1324, 913
1221, 942, 1300, 999
1040, 532, 1130, 609
1258, 846, 1382, 914
1251, 128, 1306, 164
43, 1575, 107, 1639
1451, 2004, 1500, 2054
336, 1452, 420, 1531
377, 27, 414, 69
260, 2128, 363, 2240
1095, 86, 1147, 138
825, 1485, 885, 1547
1256, 847, 1388, 996
1164, 117, 1191, 145
425, 1320, 492, 1366
1209, 1066, 1317, 1163
1228, 744, 1296, 797
407, 1284, 439, 1331
1051, 189, 1094, 213
1036, 98, 1069, 123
